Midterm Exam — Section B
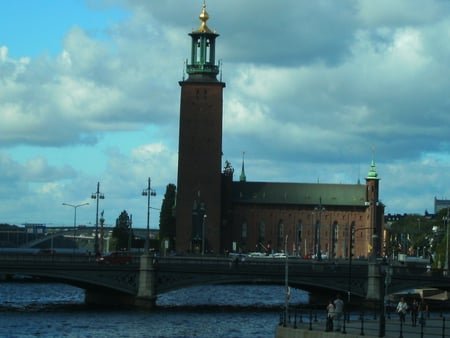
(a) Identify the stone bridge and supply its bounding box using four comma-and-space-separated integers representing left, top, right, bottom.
0, 253, 448, 308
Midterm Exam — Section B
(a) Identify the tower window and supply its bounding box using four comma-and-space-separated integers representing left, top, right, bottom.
241, 221, 248, 241
206, 39, 211, 62
258, 221, 265, 243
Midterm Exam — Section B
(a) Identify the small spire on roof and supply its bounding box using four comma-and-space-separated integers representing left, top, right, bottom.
239, 151, 246, 182
366, 159, 380, 180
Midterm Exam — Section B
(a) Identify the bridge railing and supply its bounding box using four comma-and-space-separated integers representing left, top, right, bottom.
0, 252, 97, 264
279, 306, 448, 338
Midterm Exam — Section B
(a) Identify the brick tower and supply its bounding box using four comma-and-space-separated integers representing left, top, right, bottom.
365, 159, 382, 258
176, 4, 225, 254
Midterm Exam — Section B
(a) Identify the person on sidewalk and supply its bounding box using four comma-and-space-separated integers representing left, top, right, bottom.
418, 298, 428, 327
396, 297, 408, 323
410, 298, 418, 326
333, 293, 344, 332
326, 299, 335, 332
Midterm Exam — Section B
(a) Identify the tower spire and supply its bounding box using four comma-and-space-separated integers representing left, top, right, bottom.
195, 2, 212, 33
240, 151, 246, 182
186, 2, 220, 80
366, 159, 379, 180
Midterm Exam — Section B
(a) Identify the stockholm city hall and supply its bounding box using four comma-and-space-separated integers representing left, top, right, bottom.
175, 4, 385, 259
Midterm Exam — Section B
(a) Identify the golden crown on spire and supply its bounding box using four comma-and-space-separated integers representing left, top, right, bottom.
194, 2, 213, 33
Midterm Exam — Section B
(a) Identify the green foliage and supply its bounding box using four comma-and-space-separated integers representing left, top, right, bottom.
387, 214, 435, 255
432, 209, 450, 267
387, 211, 448, 268
112, 210, 132, 251
159, 183, 176, 250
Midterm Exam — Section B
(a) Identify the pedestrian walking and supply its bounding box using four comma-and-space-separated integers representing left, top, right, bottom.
410, 298, 418, 326
396, 297, 408, 323
418, 298, 428, 327
326, 299, 335, 332
333, 293, 344, 332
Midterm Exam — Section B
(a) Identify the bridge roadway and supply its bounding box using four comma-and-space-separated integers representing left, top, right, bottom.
0, 253, 449, 308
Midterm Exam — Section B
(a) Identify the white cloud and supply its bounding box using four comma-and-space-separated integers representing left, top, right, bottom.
0, 1, 450, 227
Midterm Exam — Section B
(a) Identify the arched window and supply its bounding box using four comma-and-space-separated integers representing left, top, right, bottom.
241, 221, 247, 243
278, 220, 284, 250
258, 221, 265, 243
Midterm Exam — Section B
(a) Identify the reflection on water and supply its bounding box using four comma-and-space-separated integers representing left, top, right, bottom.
0, 282, 308, 310
0, 282, 308, 338
158, 284, 309, 308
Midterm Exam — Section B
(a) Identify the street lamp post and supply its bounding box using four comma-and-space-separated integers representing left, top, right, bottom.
444, 208, 450, 276
312, 212, 316, 258
284, 235, 289, 326
62, 202, 89, 254
91, 182, 105, 256
202, 214, 207, 255
314, 199, 325, 261
128, 214, 133, 252
378, 261, 392, 337
348, 222, 355, 303
142, 177, 156, 254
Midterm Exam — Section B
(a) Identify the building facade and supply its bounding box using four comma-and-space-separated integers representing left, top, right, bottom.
434, 197, 450, 214
223, 159, 384, 259
175, 4, 385, 259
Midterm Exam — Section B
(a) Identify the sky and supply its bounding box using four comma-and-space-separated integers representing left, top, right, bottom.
1, 0, 450, 229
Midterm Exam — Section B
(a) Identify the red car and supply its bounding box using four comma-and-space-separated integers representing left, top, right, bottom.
96, 251, 132, 264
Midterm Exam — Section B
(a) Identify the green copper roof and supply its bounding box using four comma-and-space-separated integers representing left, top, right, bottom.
231, 181, 367, 207
366, 160, 380, 180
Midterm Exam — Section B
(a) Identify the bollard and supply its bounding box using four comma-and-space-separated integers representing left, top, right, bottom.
442, 317, 446, 338
420, 314, 425, 338
294, 309, 297, 329
360, 314, 365, 336
342, 311, 347, 334
309, 309, 313, 331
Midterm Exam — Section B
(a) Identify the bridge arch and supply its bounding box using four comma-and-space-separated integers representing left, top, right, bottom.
1, 254, 450, 309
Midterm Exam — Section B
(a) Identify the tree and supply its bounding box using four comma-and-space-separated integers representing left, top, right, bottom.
112, 210, 132, 251
387, 213, 435, 258
432, 209, 450, 268
159, 183, 176, 252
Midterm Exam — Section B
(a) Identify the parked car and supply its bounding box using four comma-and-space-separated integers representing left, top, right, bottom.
35, 249, 56, 255
228, 252, 247, 260
96, 251, 132, 264
247, 252, 266, 258
312, 253, 329, 260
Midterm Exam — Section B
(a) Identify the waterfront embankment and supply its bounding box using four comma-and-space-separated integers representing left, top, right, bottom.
275, 312, 448, 338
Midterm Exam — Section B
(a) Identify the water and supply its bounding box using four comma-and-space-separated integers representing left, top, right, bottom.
0, 282, 308, 338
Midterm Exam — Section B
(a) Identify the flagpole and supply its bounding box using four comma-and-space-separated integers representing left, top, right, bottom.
284, 235, 289, 325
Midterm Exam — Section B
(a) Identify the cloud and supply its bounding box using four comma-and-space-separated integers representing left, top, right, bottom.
0, 0, 449, 227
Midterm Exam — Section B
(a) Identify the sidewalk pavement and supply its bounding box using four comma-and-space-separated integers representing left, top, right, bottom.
281, 313, 447, 337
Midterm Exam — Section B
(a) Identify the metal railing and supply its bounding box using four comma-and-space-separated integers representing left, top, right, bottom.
279, 307, 448, 338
